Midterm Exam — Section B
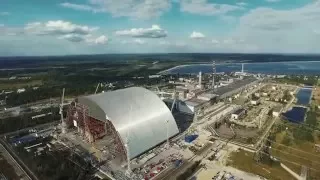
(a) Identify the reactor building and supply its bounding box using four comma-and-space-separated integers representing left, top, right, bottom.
65, 87, 179, 160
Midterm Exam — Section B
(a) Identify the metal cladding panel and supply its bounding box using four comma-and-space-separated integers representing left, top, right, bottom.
77, 87, 179, 159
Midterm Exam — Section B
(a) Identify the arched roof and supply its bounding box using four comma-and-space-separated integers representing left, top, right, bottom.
77, 87, 179, 159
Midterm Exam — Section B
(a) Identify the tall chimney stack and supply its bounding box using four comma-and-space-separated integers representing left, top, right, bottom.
199, 71, 202, 88
241, 63, 244, 73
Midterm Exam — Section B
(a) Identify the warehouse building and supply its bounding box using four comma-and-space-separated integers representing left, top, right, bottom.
231, 108, 246, 120
213, 77, 259, 100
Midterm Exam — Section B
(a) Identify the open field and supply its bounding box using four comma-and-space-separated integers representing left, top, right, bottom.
312, 86, 320, 107
270, 127, 320, 179
228, 149, 295, 180
0, 80, 42, 90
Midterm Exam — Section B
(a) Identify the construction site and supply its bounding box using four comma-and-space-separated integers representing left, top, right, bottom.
2, 62, 316, 180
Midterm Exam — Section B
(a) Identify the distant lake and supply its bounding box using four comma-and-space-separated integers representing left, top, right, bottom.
296, 87, 312, 106
165, 61, 320, 75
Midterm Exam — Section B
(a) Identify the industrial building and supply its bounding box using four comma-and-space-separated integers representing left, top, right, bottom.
272, 106, 282, 117
231, 108, 246, 120
212, 77, 259, 100
65, 87, 179, 160
172, 77, 259, 117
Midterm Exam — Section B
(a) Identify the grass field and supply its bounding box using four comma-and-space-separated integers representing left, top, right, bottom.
312, 86, 320, 109
271, 131, 320, 178
0, 80, 42, 90
228, 149, 295, 180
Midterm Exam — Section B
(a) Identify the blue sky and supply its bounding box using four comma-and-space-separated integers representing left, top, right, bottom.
0, 0, 320, 56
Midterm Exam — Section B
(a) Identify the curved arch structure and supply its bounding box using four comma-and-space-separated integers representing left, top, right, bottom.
77, 87, 179, 159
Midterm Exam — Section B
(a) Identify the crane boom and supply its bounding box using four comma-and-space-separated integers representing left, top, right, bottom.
95, 83, 100, 94
60, 88, 66, 134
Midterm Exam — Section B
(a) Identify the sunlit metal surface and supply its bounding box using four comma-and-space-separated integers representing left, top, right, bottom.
78, 87, 179, 159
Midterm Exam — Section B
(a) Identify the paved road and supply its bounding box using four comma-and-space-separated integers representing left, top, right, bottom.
0, 139, 39, 180
0, 141, 32, 180
0, 143, 30, 180
0, 121, 59, 136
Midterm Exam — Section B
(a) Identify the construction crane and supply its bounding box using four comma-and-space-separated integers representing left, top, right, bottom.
95, 83, 101, 94
166, 90, 178, 148
125, 105, 132, 177
60, 88, 67, 134
170, 89, 177, 112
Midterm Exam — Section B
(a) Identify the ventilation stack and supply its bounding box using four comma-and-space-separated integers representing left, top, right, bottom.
242, 63, 244, 74
198, 71, 202, 89
212, 61, 216, 90
60, 88, 67, 134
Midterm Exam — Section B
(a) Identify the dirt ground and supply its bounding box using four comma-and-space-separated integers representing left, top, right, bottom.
216, 124, 259, 143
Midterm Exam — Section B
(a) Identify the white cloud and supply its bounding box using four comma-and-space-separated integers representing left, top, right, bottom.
59, 34, 85, 42
190, 31, 205, 39
236, 2, 247, 6
61, 0, 171, 19
115, 25, 167, 38
180, 0, 243, 16
220, 15, 237, 23
266, 0, 281, 2
0, 12, 10, 16
133, 39, 146, 44
25, 20, 98, 35
159, 40, 171, 45
1, 20, 107, 45
211, 39, 219, 44
60, 2, 101, 12
58, 34, 108, 44
120, 39, 146, 45
230, 0, 320, 53
223, 38, 235, 44
175, 42, 187, 47
93, 35, 108, 44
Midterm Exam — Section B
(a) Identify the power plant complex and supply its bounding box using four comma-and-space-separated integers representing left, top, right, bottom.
2, 62, 307, 180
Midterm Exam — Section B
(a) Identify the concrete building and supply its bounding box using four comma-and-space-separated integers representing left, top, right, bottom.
231, 108, 246, 120
272, 106, 282, 117
212, 77, 260, 100
251, 97, 260, 105
176, 86, 189, 99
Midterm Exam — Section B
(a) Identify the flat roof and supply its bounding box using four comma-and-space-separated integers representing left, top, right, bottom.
185, 98, 208, 106
198, 93, 218, 99
212, 77, 258, 96
233, 108, 245, 115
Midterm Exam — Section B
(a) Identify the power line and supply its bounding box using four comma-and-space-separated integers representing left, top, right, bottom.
261, 144, 320, 166
276, 120, 320, 132
263, 138, 320, 159
257, 150, 320, 173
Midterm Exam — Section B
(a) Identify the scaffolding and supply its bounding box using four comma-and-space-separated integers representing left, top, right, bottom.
66, 101, 127, 161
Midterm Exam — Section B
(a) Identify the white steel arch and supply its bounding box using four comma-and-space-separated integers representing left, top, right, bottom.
77, 87, 179, 159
